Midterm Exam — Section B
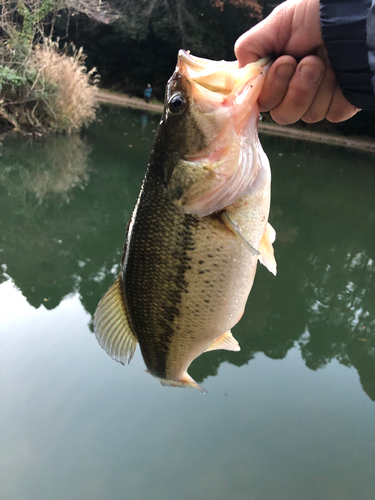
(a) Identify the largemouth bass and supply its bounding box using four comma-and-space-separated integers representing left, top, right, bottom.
94, 51, 276, 392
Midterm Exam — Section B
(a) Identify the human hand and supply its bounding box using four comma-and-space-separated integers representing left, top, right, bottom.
235, 0, 359, 124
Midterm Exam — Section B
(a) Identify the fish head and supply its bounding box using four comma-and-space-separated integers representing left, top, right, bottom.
162, 50, 271, 217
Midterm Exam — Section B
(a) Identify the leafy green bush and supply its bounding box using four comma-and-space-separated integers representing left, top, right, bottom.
0, 66, 27, 90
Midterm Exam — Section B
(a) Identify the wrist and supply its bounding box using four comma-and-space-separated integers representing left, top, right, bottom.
320, 0, 375, 109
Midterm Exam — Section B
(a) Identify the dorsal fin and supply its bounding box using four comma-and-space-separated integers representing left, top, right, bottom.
258, 222, 277, 276
93, 275, 138, 365
204, 330, 240, 352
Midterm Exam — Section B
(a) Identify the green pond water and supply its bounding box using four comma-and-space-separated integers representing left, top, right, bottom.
1, 105, 375, 500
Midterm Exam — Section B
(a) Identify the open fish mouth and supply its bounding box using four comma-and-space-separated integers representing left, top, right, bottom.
177, 49, 271, 116
177, 50, 239, 95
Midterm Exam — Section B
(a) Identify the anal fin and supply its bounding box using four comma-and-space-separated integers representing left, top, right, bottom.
93, 275, 138, 365
258, 222, 277, 276
204, 330, 241, 352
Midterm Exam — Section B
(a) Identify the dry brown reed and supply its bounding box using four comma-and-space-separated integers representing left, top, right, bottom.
31, 41, 99, 133
0, 40, 98, 134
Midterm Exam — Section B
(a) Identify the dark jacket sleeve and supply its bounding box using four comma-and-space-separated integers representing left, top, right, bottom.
320, 0, 375, 110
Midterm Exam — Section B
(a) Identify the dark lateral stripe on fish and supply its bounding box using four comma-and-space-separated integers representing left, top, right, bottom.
122, 179, 200, 378
153, 215, 199, 377
146, 220, 197, 378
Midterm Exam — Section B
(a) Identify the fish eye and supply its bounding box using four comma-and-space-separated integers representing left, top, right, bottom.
168, 94, 186, 115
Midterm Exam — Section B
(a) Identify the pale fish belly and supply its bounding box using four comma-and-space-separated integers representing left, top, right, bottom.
164, 185, 271, 381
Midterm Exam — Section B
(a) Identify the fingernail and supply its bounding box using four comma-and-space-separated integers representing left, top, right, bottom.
300, 64, 324, 85
275, 64, 295, 83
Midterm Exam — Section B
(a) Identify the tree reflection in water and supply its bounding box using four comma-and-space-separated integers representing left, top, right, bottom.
0, 108, 374, 400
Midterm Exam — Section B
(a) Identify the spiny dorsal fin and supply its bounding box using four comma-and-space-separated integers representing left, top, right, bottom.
93, 275, 138, 365
204, 330, 241, 352
258, 222, 277, 276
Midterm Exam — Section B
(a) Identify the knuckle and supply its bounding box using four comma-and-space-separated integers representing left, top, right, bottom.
287, 84, 314, 109
302, 107, 324, 124
270, 108, 295, 125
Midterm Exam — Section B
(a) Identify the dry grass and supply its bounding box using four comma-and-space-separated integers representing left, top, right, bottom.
0, 40, 98, 134
31, 41, 99, 133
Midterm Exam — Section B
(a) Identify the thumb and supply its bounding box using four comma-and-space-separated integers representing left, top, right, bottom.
235, 1, 296, 68
235, 0, 323, 67
235, 17, 279, 68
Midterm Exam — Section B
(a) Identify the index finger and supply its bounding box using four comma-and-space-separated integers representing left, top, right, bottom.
235, 19, 278, 67
257, 56, 297, 111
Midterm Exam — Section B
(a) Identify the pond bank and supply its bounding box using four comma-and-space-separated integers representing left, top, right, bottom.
95, 90, 375, 154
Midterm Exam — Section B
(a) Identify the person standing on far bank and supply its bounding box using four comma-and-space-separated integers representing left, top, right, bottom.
144, 83, 153, 104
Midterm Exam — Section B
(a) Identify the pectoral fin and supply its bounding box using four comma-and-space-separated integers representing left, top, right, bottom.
93, 275, 138, 365
258, 222, 277, 276
204, 331, 241, 352
222, 210, 260, 256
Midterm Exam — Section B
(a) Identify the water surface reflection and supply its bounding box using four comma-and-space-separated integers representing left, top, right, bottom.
0, 105, 374, 401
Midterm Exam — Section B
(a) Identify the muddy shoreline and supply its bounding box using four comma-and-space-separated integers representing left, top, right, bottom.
96, 90, 375, 154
